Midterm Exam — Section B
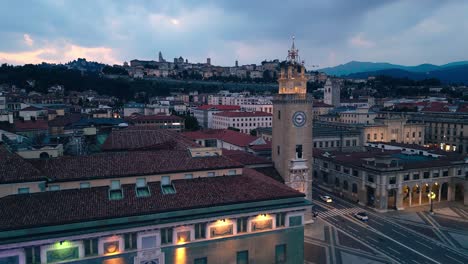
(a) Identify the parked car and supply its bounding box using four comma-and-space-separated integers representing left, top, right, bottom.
354, 212, 369, 221
319, 195, 333, 203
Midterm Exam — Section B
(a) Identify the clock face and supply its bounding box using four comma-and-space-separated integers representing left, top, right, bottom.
292, 111, 306, 127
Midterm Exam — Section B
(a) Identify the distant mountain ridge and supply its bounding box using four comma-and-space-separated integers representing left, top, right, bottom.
319, 60, 468, 76
345, 64, 468, 84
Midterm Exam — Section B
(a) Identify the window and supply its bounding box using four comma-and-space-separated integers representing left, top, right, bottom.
237, 251, 249, 264
352, 139, 357, 146
413, 173, 420, 180
423, 172, 430, 179
80, 182, 90, 189
124, 233, 137, 250
25, 246, 41, 264
207, 171, 215, 177
403, 174, 410, 181
185, 174, 193, 179
289, 215, 302, 226
111, 180, 121, 190
237, 217, 248, 233
412, 132, 416, 138
346, 140, 351, 147
161, 227, 173, 244
343, 181, 349, 190
374, 134, 377, 140
458, 169, 462, 175
381, 133, 384, 140
194, 257, 208, 264
49, 185, 60, 191
275, 244, 287, 263
368, 175, 374, 183
276, 212, 286, 227
84, 238, 99, 256
352, 183, 358, 193
161, 176, 170, 185
335, 165, 341, 171
433, 171, 439, 178
277, 145, 280, 155
443, 170, 448, 177
352, 170, 359, 177
278, 110, 281, 120
419, 131, 422, 137
141, 235, 157, 249
367, 134, 370, 140
195, 223, 206, 239
389, 176, 396, 184
18, 187, 30, 194
136, 178, 150, 197
343, 168, 350, 174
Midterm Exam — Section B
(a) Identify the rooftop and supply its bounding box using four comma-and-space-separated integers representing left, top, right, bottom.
213, 111, 272, 118
28, 150, 242, 182
0, 145, 42, 184
125, 114, 184, 122
222, 149, 271, 165
183, 129, 264, 148
0, 168, 302, 231
195, 105, 240, 111
14, 120, 49, 131
101, 127, 198, 151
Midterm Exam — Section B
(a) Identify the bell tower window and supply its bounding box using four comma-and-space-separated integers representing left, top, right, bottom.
296, 145, 303, 159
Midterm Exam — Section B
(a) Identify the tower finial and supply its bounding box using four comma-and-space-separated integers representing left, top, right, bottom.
292, 36, 295, 50
287, 36, 299, 63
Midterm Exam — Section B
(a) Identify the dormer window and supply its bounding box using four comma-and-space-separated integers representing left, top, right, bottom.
109, 180, 123, 200
136, 178, 150, 197
161, 176, 176, 194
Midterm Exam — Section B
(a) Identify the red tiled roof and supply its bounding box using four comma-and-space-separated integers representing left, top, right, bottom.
222, 149, 271, 165
182, 129, 259, 147
14, 120, 48, 131
0, 145, 43, 184
249, 141, 272, 151
421, 102, 450, 113
29, 150, 242, 182
213, 111, 272, 118
195, 105, 240, 111
48, 113, 83, 127
0, 168, 303, 230
102, 128, 198, 151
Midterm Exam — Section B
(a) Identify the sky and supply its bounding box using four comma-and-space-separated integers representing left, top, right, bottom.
0, 0, 467, 68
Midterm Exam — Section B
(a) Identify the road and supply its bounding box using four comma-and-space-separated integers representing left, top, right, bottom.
307, 186, 468, 264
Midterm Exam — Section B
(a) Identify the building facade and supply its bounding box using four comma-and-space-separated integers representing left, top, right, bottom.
212, 111, 272, 134
272, 39, 313, 200
313, 143, 467, 211
192, 105, 240, 129
0, 143, 309, 264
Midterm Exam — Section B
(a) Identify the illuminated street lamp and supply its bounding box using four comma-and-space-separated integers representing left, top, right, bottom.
428, 191, 436, 215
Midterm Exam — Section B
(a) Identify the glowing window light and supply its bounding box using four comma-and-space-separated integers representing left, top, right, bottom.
103, 241, 120, 256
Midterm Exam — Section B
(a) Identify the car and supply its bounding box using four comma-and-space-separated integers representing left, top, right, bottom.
354, 212, 369, 221
319, 195, 333, 203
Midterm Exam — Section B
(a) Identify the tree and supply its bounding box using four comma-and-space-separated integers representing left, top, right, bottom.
250, 129, 257, 136
183, 115, 199, 131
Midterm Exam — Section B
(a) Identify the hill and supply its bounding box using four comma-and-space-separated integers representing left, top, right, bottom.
320, 60, 468, 76
346, 64, 468, 84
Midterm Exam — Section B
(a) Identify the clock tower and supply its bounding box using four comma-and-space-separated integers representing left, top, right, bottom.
272, 37, 313, 201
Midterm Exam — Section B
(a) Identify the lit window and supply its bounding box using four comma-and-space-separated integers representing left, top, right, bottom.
80, 182, 90, 189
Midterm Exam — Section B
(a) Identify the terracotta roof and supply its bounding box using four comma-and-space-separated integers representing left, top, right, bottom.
222, 149, 271, 165
102, 128, 198, 151
48, 113, 83, 127
213, 111, 272, 117
0, 145, 43, 184
195, 105, 240, 111
249, 141, 272, 151
0, 168, 303, 230
182, 129, 259, 147
14, 120, 48, 131
29, 150, 242, 182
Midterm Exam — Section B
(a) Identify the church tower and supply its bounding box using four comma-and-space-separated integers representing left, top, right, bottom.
272, 37, 313, 200
324, 78, 341, 107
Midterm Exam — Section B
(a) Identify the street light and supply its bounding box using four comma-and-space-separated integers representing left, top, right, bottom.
428, 191, 436, 215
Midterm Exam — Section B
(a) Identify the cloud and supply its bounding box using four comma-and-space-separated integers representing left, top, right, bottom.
0, 41, 119, 65
23, 34, 34, 46
349, 33, 375, 48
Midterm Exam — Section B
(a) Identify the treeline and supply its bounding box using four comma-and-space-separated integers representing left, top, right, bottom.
0, 64, 278, 102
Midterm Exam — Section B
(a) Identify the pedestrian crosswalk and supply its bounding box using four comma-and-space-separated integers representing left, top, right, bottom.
316, 207, 363, 219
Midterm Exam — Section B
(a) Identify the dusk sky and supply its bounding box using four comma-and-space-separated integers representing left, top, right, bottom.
0, 0, 467, 68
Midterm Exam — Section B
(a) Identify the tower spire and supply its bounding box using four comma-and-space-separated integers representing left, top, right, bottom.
287, 36, 299, 63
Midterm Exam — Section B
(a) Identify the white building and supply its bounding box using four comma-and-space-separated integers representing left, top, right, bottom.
192, 105, 240, 128
212, 111, 273, 134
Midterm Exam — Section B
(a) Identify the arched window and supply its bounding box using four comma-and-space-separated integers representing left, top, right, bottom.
39, 152, 50, 159
352, 183, 358, 193
343, 181, 349, 190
